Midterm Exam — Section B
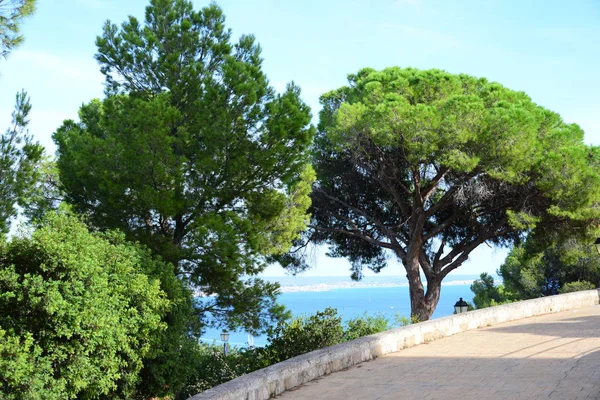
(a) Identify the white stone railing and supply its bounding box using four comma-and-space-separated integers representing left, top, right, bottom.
189, 289, 600, 400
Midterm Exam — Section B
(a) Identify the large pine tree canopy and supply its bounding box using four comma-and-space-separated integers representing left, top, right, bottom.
286, 67, 600, 320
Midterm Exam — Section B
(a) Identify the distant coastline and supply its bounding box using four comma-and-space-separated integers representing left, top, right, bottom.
196, 274, 499, 297
278, 279, 476, 293
258, 274, 497, 293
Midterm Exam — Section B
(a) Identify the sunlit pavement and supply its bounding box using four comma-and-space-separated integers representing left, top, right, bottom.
276, 306, 600, 400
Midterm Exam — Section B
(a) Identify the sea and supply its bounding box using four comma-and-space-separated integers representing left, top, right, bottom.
200, 274, 487, 347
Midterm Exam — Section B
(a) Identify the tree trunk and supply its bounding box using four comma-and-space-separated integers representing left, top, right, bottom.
405, 255, 427, 321
423, 276, 442, 320
405, 255, 442, 322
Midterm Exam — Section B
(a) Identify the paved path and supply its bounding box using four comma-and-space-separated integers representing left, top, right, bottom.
277, 306, 600, 400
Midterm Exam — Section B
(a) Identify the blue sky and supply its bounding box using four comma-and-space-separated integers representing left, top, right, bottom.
1, 0, 598, 277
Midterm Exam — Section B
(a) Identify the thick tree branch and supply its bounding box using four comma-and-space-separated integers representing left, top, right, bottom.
418, 249, 433, 279
314, 188, 405, 247
350, 143, 413, 216
411, 167, 422, 204
308, 224, 401, 253
433, 236, 446, 272
373, 170, 412, 218
420, 166, 449, 202
438, 218, 510, 278
423, 212, 462, 241
425, 171, 478, 218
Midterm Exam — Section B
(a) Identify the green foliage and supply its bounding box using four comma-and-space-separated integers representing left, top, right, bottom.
266, 308, 392, 362
500, 234, 600, 299
1, 2, 44, 235
500, 246, 542, 299
0, 90, 43, 236
181, 344, 237, 397
54, 0, 314, 335
21, 157, 63, 222
179, 308, 393, 396
0, 0, 36, 59
176, 343, 270, 399
286, 66, 600, 321
0, 212, 170, 399
470, 273, 513, 309
394, 314, 421, 326
131, 245, 201, 400
343, 313, 390, 341
559, 280, 596, 294
261, 308, 392, 365
267, 308, 344, 362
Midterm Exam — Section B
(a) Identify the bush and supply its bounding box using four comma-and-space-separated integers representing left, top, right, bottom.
176, 342, 283, 399
344, 313, 390, 341
470, 273, 513, 309
132, 250, 201, 400
180, 307, 395, 396
267, 307, 344, 362
500, 238, 600, 299
176, 343, 239, 398
559, 280, 596, 294
0, 212, 170, 399
394, 314, 421, 325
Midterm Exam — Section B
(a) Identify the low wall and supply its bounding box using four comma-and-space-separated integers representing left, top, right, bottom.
189, 289, 600, 400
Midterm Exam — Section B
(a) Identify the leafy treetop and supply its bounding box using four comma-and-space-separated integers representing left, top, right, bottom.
54, 0, 315, 334
0, 0, 35, 59
0, 91, 43, 236
288, 67, 600, 320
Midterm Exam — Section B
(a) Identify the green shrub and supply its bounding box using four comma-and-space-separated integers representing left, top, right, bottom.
394, 314, 421, 325
343, 313, 390, 341
175, 343, 276, 399
180, 307, 398, 396
132, 250, 201, 400
177, 343, 237, 397
470, 273, 513, 309
267, 307, 344, 362
559, 280, 596, 294
0, 212, 170, 399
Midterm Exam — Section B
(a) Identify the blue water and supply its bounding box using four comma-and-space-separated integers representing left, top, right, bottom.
201, 275, 482, 347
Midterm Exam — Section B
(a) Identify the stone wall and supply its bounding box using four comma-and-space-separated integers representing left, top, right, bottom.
189, 289, 600, 400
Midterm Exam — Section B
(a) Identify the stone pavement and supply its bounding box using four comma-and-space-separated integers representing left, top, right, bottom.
276, 306, 600, 400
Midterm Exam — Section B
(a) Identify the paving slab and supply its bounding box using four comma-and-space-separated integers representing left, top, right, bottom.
276, 306, 600, 400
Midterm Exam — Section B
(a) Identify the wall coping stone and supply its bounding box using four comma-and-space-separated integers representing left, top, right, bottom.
189, 289, 600, 400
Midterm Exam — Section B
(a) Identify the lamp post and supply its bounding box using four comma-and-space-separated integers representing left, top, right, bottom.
595, 238, 600, 255
220, 329, 230, 357
454, 297, 469, 314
